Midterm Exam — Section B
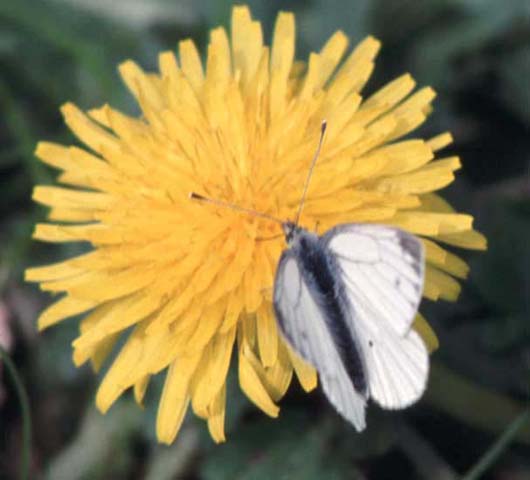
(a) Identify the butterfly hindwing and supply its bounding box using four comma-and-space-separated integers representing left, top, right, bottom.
322, 224, 429, 409
273, 251, 367, 430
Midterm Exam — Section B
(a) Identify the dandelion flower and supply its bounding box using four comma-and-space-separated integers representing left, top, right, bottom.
26, 5, 486, 444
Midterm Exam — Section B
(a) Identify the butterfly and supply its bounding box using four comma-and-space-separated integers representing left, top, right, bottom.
191, 121, 428, 431
273, 220, 427, 430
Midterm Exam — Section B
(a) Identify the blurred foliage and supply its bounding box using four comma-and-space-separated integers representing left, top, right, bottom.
0, 0, 529, 479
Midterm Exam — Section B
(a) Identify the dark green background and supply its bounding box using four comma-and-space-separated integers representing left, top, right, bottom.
1, 0, 529, 478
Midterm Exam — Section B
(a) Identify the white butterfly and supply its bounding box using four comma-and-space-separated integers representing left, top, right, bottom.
273, 221, 427, 431
191, 120, 428, 431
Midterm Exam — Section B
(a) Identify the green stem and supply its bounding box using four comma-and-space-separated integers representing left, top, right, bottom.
462, 409, 530, 480
0, 346, 31, 480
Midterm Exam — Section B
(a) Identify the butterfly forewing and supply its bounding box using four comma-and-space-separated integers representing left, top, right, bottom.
322, 224, 428, 409
322, 224, 425, 336
273, 251, 367, 431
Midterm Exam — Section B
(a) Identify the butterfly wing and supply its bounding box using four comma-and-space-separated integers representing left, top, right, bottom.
322, 224, 429, 409
273, 250, 367, 430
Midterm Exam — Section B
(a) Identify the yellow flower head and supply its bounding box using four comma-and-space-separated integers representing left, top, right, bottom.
27, 6, 486, 444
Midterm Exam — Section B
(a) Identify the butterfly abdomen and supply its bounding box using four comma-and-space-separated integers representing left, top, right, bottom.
294, 231, 368, 396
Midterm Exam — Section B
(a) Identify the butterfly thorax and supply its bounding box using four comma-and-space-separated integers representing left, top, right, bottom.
289, 228, 368, 396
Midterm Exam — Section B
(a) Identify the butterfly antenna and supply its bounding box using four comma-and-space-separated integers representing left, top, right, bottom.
189, 192, 283, 224
294, 120, 327, 226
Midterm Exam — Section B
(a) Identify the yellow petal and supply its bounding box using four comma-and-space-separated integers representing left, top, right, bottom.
190, 327, 236, 415
385, 87, 436, 142
270, 11, 295, 78
41, 267, 157, 306
134, 375, 150, 406
95, 324, 149, 412
299, 52, 322, 100
256, 302, 279, 368
243, 266, 263, 314
207, 384, 227, 443
425, 265, 462, 301
73, 301, 117, 367
369, 139, 434, 177
206, 27, 231, 91
185, 298, 227, 353
119, 60, 164, 110
417, 196, 486, 249
72, 291, 161, 351
231, 5, 263, 84
422, 278, 441, 301
139, 325, 189, 377
348, 115, 398, 156
48, 208, 95, 223
427, 132, 453, 152
38, 295, 97, 330
423, 238, 469, 279
157, 353, 201, 444
418, 192, 455, 212
316, 30, 348, 90
103, 105, 148, 144
392, 87, 436, 118
147, 289, 198, 336
287, 344, 317, 392
35, 142, 109, 176
179, 39, 204, 92
357, 74, 416, 126
390, 212, 474, 236
241, 313, 257, 348
264, 340, 293, 401
158, 50, 180, 79
320, 92, 362, 144
73, 330, 118, 371
413, 312, 439, 352
373, 157, 460, 194
61, 103, 120, 155
26, 255, 88, 282
437, 230, 488, 250
33, 223, 122, 244
220, 285, 245, 333
238, 340, 279, 417
87, 104, 111, 127
89, 334, 119, 372
269, 11, 295, 118
326, 36, 380, 103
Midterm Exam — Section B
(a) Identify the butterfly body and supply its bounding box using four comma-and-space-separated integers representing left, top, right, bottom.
273, 222, 428, 431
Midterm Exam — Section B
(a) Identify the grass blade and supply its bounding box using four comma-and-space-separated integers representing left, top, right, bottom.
462, 409, 530, 480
